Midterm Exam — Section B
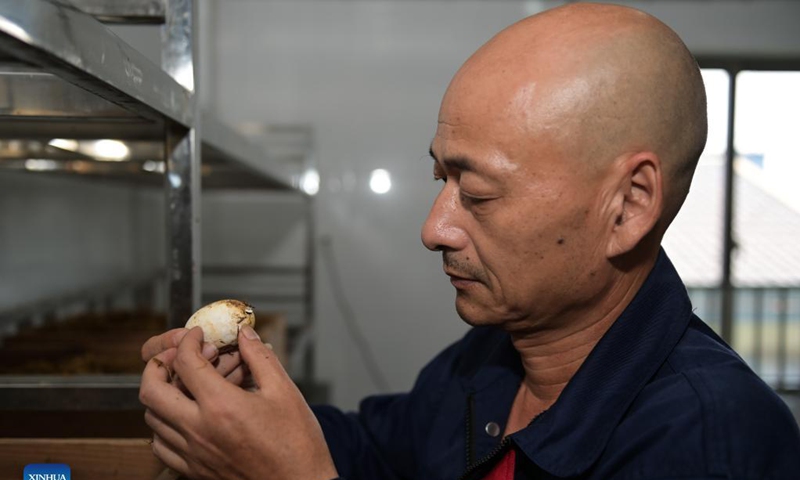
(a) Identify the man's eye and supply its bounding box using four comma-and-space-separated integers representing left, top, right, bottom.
433, 175, 446, 183
460, 191, 492, 205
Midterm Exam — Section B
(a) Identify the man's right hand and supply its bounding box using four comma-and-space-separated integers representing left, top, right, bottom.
141, 328, 248, 387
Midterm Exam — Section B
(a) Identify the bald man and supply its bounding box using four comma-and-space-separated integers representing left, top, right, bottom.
139, 4, 800, 480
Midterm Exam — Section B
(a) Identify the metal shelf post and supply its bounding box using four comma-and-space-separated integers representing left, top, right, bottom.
163, 0, 200, 326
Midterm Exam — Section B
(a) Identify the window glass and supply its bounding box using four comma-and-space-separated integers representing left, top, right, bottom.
731, 71, 800, 387
663, 69, 729, 330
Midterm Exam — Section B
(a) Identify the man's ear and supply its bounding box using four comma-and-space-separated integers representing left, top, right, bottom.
605, 152, 663, 258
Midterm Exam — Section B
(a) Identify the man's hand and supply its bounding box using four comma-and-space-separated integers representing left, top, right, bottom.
141, 328, 248, 387
139, 326, 339, 480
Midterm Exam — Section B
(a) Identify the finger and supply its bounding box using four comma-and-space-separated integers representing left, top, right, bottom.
173, 326, 233, 404
172, 341, 219, 398
140, 349, 198, 422
224, 363, 247, 387
145, 408, 190, 455
215, 350, 242, 378
240, 368, 258, 391
142, 328, 189, 363
238, 326, 290, 391
151, 434, 191, 476
202, 342, 219, 364
169, 342, 217, 395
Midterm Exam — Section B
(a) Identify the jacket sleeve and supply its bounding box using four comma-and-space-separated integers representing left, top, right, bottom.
310, 328, 477, 480
312, 396, 412, 480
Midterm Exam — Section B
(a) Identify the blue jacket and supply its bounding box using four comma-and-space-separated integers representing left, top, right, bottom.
313, 252, 800, 479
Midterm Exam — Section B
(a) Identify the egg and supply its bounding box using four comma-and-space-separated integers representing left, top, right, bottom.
185, 299, 256, 352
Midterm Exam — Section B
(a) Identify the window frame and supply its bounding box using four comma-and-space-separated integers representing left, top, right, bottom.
695, 56, 800, 345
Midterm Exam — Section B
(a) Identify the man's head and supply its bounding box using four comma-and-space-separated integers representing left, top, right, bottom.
422, 3, 706, 328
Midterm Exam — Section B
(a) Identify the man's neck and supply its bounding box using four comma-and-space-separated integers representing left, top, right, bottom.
511, 313, 615, 404
505, 260, 654, 421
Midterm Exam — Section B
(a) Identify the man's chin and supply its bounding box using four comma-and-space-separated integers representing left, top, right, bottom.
455, 299, 504, 327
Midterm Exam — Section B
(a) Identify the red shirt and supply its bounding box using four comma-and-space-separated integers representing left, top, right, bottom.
481, 449, 515, 480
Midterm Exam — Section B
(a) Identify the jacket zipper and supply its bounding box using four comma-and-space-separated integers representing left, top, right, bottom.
460, 392, 511, 480
458, 436, 512, 480
459, 405, 549, 480
466, 394, 475, 466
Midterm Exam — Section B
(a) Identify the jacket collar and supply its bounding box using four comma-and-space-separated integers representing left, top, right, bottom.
469, 249, 694, 477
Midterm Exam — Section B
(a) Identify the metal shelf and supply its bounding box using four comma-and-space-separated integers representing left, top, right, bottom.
0, 376, 328, 411
0, 0, 192, 126
0, 0, 299, 190
0, 270, 163, 330
50, 0, 167, 25
0, 375, 143, 411
202, 115, 296, 190
0, 0, 311, 328
0, 0, 319, 409
0, 63, 296, 189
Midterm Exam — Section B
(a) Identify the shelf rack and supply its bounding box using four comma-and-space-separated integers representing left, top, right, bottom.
0, 0, 320, 410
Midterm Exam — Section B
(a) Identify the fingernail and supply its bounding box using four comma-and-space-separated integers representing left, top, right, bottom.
264, 343, 273, 350
201, 343, 218, 359
242, 325, 260, 340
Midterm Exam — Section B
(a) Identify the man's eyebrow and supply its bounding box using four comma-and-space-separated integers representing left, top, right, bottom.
428, 146, 477, 173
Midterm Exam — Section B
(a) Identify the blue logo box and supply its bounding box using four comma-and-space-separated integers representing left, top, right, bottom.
23, 464, 70, 480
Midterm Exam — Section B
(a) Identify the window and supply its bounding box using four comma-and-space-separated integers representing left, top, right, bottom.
665, 63, 800, 391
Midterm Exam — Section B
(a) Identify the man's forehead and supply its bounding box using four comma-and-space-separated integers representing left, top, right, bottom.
429, 140, 520, 178
429, 144, 476, 173
432, 89, 535, 170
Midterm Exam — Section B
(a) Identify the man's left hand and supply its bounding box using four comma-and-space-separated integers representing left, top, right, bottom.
139, 325, 339, 480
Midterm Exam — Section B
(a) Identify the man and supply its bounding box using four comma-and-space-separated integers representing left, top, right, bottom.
139, 3, 800, 479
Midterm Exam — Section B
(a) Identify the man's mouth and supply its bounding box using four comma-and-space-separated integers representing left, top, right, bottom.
445, 270, 479, 289
442, 252, 486, 287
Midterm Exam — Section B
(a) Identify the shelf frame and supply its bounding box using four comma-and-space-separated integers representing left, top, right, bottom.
52, 0, 167, 25
0, 0, 318, 405
0, 0, 193, 126
162, 0, 201, 325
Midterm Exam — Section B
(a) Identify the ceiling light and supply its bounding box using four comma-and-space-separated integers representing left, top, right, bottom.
92, 139, 129, 161
47, 138, 79, 152
24, 159, 58, 171
142, 160, 165, 173
300, 169, 320, 196
369, 169, 391, 194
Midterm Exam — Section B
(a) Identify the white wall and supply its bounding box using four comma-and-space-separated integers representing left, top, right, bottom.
0, 173, 165, 329
210, 1, 530, 409
203, 0, 800, 409
619, 0, 800, 57
200, 191, 308, 354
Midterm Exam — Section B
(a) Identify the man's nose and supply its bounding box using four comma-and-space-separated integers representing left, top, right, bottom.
421, 186, 468, 252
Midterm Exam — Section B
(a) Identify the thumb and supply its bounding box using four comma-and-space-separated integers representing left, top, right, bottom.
238, 325, 289, 390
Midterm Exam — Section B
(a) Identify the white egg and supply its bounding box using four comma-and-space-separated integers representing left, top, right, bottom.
185, 299, 256, 352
